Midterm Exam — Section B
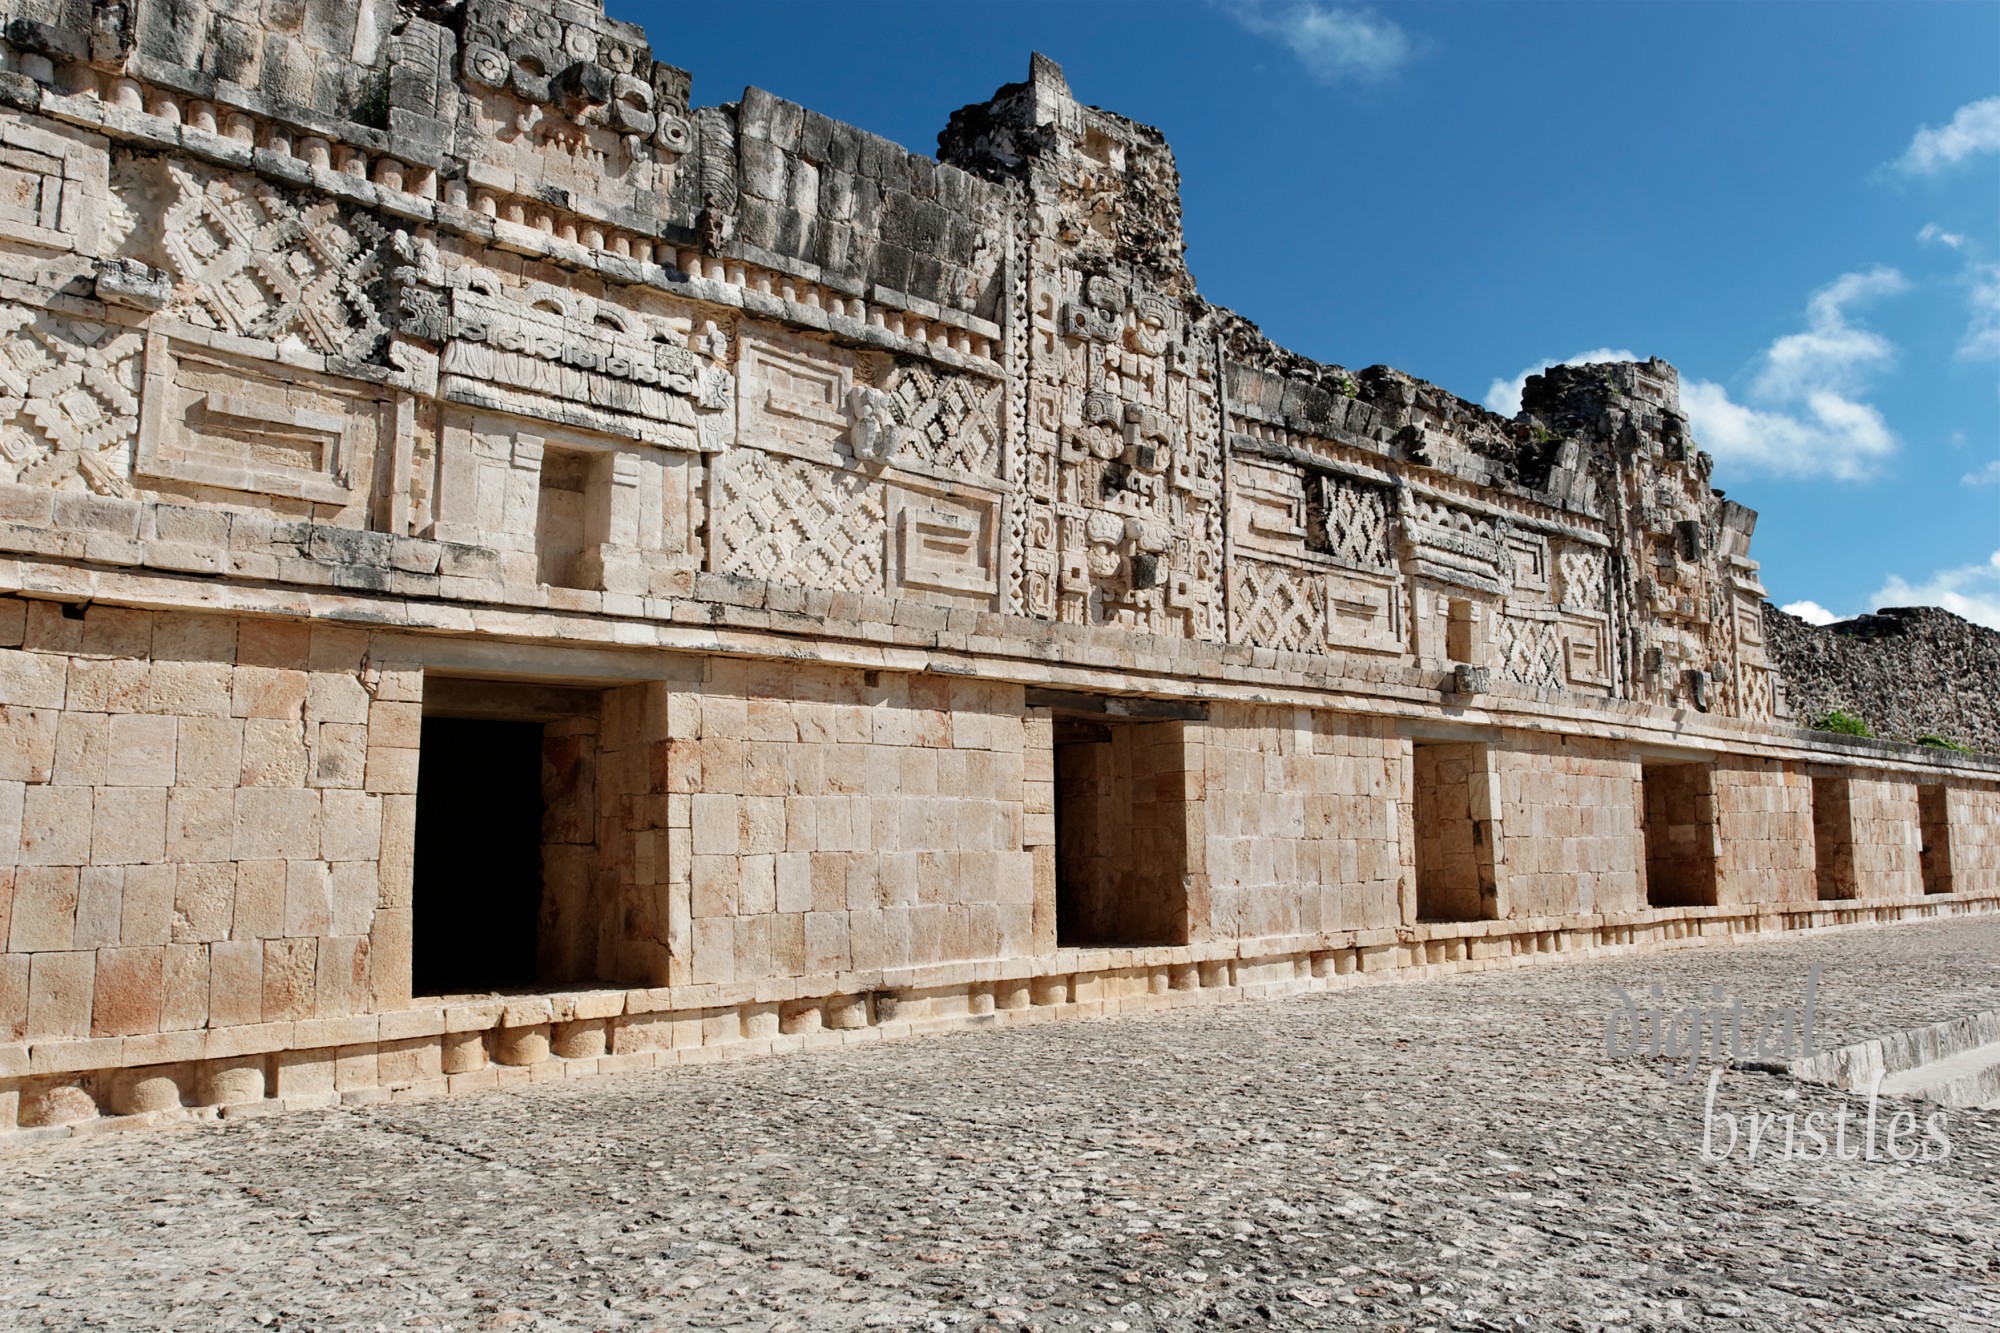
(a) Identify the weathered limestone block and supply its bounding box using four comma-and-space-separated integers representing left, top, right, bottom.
440, 1030, 488, 1074
18, 1080, 96, 1127
823, 994, 870, 1030
108, 1066, 183, 1115
551, 1019, 607, 1059
196, 1057, 265, 1107
492, 1024, 550, 1067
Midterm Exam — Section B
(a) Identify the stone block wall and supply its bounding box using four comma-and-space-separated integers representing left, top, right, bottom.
0, 600, 414, 1047
1712, 758, 1816, 908
646, 662, 1034, 986
1840, 776, 1924, 901
0, 0, 1993, 1134
1493, 736, 1644, 918
1943, 786, 2000, 897
1194, 707, 1403, 940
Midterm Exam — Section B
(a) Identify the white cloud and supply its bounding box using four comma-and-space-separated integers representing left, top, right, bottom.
1918, 223, 1966, 249
1751, 267, 1906, 400
1869, 550, 2000, 631
1485, 269, 1906, 481
1482, 347, 1637, 415
1678, 381, 1896, 482
1893, 96, 2000, 175
1222, 2, 1413, 85
1677, 268, 1904, 481
1960, 262, 2000, 361
1965, 459, 2000, 487
1780, 601, 1842, 626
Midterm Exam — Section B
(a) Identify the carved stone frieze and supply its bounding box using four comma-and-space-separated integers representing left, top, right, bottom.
437, 262, 731, 452
151, 162, 393, 366
0, 307, 142, 496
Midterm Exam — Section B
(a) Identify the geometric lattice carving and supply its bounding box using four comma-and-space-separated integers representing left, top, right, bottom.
881, 361, 1002, 477
1557, 547, 1607, 613
1232, 558, 1322, 652
1738, 662, 1773, 721
0, 308, 142, 496
161, 167, 390, 364
1308, 475, 1395, 573
714, 451, 885, 593
1498, 615, 1564, 688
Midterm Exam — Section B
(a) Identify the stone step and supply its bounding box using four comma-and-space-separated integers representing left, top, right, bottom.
1792, 1007, 2000, 1108
1878, 1040, 2000, 1110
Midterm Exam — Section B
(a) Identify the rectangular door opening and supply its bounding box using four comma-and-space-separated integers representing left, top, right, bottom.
1918, 785, 1953, 896
1812, 774, 1854, 901
1053, 715, 1191, 948
414, 716, 547, 996
1640, 762, 1717, 907
1412, 740, 1497, 922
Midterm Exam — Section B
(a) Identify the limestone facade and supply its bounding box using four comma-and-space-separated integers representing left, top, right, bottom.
0, 0, 1992, 1138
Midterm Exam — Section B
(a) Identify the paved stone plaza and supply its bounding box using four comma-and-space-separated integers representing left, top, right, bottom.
3, 917, 1994, 1333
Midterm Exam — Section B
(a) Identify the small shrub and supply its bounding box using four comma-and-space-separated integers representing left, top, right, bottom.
1812, 709, 1871, 737
1917, 734, 1968, 752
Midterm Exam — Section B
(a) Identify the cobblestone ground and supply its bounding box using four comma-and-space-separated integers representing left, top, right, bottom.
4, 918, 1998, 1333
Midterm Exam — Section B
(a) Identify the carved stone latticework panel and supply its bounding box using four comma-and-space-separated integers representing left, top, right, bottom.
155, 163, 392, 366
1497, 614, 1565, 690
1557, 546, 1607, 614
713, 450, 886, 594
1232, 558, 1323, 654
1309, 474, 1395, 574
876, 362, 1001, 479
0, 308, 142, 496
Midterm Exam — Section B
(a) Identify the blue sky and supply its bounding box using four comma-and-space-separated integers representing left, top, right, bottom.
611, 0, 2000, 627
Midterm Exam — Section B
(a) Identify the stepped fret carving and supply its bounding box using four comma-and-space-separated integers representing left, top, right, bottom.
159, 167, 391, 364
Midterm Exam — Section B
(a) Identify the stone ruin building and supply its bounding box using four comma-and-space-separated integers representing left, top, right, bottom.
0, 0, 1991, 1137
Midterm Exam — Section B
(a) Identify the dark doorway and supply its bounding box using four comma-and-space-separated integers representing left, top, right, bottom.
1812, 774, 1854, 901
1919, 785, 1953, 896
1640, 762, 1718, 907
1412, 741, 1497, 922
413, 717, 546, 995
1053, 715, 1191, 948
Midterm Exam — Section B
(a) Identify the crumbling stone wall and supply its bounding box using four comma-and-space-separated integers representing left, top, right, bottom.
0, 0, 1991, 1134
1766, 605, 2000, 754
